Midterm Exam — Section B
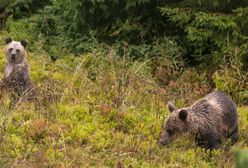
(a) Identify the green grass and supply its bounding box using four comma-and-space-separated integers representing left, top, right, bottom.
0, 46, 247, 168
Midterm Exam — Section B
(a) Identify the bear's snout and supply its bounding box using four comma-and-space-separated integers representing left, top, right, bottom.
11, 54, 16, 60
158, 137, 169, 148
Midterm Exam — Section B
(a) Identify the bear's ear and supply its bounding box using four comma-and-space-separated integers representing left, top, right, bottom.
20, 40, 28, 48
179, 109, 188, 121
5, 37, 12, 44
167, 101, 176, 113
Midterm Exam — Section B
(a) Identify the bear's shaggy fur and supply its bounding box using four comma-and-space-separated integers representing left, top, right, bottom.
159, 90, 238, 149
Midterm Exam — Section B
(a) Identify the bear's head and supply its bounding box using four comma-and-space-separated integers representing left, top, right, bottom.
158, 102, 189, 147
5, 37, 28, 64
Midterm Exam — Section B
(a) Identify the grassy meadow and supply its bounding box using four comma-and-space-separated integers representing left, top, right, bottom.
0, 43, 247, 168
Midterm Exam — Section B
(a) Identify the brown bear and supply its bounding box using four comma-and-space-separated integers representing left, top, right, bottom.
159, 90, 238, 149
0, 37, 34, 105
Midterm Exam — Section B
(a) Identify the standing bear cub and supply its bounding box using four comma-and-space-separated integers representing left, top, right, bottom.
159, 90, 238, 149
1, 37, 33, 103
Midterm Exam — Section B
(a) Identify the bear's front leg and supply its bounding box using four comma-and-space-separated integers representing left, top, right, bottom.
195, 132, 220, 150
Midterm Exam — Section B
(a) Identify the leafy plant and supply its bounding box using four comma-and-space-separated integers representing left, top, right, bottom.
235, 149, 248, 168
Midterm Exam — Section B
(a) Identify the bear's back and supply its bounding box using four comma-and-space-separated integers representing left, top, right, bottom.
204, 90, 237, 115
191, 90, 237, 132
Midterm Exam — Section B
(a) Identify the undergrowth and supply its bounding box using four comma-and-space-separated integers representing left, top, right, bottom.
0, 45, 247, 168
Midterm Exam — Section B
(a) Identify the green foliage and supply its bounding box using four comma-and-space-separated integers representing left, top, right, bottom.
5, 0, 51, 19
160, 5, 245, 66
38, 0, 168, 58
2, 0, 173, 59
235, 150, 248, 168
2, 0, 248, 71
158, 1, 248, 101
52, 0, 165, 42
235, 7, 248, 36
212, 46, 248, 103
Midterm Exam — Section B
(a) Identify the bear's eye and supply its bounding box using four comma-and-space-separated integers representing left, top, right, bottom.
166, 129, 173, 136
16, 49, 20, 53
9, 48, 13, 52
